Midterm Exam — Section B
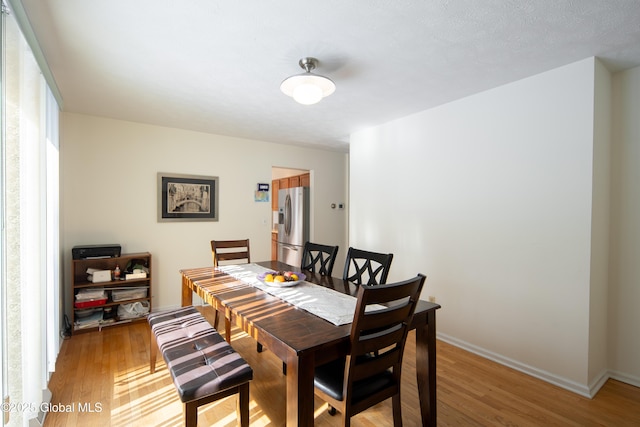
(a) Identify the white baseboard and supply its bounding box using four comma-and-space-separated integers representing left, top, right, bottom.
609, 370, 640, 389
437, 333, 599, 398
588, 369, 610, 397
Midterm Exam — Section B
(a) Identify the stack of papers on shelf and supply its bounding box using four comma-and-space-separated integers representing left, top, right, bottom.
76, 288, 107, 300
75, 288, 107, 308
74, 309, 103, 329
100, 318, 116, 326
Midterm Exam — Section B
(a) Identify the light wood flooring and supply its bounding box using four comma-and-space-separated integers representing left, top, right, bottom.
44, 306, 640, 426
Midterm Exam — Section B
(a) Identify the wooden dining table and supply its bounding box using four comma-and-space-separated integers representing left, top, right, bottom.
180, 260, 440, 426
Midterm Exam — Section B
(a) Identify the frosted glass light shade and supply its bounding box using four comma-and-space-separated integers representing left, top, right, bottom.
280, 73, 336, 105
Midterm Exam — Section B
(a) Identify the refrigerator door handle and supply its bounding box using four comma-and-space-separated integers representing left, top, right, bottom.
284, 194, 292, 236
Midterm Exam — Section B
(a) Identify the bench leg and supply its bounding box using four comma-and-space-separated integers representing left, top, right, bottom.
238, 382, 250, 427
150, 326, 157, 374
184, 401, 198, 427
182, 383, 249, 427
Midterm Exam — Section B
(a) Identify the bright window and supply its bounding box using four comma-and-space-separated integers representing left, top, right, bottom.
1, 3, 61, 425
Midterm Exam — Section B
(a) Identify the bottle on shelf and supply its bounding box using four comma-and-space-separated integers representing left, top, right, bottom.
114, 264, 121, 279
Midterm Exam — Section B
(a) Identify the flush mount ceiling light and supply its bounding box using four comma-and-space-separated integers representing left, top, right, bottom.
280, 57, 336, 105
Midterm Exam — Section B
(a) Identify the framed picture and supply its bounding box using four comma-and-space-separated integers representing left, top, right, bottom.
157, 173, 219, 222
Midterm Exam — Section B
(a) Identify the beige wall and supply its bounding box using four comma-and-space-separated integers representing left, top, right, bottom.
349, 57, 636, 396
60, 113, 348, 312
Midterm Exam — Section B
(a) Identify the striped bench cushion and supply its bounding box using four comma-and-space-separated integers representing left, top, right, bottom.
149, 306, 211, 354
148, 307, 253, 402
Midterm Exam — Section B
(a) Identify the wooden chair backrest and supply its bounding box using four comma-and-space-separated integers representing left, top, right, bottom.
343, 247, 393, 286
211, 239, 251, 268
300, 241, 339, 276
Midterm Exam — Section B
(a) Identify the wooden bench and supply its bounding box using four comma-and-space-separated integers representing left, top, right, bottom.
148, 306, 252, 427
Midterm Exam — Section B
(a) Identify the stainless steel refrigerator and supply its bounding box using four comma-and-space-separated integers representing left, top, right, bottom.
277, 186, 310, 267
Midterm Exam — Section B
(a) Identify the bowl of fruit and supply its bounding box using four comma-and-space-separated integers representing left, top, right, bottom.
257, 270, 306, 287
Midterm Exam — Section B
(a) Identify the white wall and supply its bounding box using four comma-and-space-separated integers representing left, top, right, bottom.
609, 65, 640, 385
60, 113, 348, 312
588, 59, 611, 390
350, 58, 608, 395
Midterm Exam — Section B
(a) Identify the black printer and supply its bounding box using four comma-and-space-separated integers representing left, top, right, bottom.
72, 244, 122, 260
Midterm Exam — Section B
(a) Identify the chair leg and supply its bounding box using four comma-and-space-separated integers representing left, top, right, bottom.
184, 401, 198, 427
238, 382, 250, 427
341, 412, 351, 427
392, 393, 402, 426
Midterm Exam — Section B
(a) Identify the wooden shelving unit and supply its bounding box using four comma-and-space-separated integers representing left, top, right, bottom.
71, 252, 152, 334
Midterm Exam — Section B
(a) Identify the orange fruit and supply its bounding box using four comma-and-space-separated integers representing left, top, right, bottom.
274, 275, 285, 282
264, 274, 274, 282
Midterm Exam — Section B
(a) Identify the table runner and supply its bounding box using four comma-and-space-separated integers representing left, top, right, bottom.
216, 263, 358, 326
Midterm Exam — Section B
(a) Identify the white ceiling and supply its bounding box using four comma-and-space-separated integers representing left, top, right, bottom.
18, 0, 640, 152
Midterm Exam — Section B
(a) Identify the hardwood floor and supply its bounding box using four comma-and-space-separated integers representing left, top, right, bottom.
44, 306, 640, 426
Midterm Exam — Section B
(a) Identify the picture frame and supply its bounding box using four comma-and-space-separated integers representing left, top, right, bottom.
157, 173, 219, 222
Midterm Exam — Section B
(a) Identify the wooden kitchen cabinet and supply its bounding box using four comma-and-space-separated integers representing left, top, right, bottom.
274, 172, 310, 212
300, 173, 310, 187
271, 232, 278, 260
272, 179, 280, 210
277, 173, 309, 191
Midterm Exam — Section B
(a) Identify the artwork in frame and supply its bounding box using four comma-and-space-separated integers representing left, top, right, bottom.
157, 173, 219, 222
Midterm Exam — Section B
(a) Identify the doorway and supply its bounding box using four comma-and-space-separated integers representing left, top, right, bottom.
271, 167, 311, 261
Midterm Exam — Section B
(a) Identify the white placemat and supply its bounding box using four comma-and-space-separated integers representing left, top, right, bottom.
216, 263, 358, 326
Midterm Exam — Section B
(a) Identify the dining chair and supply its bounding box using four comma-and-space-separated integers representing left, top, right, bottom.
210, 239, 250, 340
313, 274, 427, 425
300, 241, 339, 276
342, 247, 393, 286
211, 239, 251, 268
